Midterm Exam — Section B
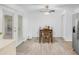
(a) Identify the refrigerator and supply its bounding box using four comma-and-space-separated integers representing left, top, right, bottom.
72, 14, 79, 54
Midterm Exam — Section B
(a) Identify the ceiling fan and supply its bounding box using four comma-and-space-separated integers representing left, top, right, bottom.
40, 5, 55, 14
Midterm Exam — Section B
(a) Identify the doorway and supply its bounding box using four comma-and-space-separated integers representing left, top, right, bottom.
3, 15, 13, 39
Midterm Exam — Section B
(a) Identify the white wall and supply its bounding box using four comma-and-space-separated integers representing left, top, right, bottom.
26, 9, 74, 41
63, 10, 73, 41
23, 13, 28, 41
27, 10, 63, 39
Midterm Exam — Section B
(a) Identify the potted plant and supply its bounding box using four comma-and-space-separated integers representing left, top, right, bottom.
0, 32, 3, 39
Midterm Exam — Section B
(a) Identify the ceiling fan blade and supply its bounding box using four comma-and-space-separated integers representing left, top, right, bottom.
40, 8, 49, 12
40, 10, 49, 12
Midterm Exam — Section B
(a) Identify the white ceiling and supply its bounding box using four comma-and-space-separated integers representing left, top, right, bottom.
17, 4, 79, 12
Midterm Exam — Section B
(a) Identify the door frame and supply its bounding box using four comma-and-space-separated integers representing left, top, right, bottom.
3, 15, 13, 39
2, 10, 16, 40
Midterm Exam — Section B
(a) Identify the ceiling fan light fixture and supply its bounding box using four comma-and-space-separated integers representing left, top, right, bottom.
40, 5, 55, 15
44, 12, 50, 15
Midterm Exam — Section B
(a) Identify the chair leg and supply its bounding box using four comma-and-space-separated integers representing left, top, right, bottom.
39, 37, 41, 43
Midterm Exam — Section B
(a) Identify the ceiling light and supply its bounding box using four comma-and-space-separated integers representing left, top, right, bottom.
44, 12, 50, 15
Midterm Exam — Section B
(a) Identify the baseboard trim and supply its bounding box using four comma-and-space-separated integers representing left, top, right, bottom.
32, 37, 63, 38
27, 37, 72, 42
63, 37, 72, 41
16, 40, 24, 47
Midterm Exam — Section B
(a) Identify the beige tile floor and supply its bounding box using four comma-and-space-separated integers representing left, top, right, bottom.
0, 41, 16, 55
16, 37, 77, 55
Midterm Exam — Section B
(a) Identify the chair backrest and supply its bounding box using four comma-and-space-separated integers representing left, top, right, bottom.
41, 29, 52, 37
